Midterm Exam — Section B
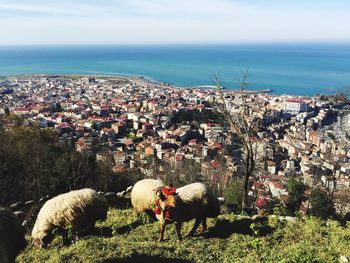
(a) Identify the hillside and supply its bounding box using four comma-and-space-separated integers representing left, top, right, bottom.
17, 208, 350, 263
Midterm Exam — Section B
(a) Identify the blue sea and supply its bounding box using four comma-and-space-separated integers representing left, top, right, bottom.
0, 44, 349, 96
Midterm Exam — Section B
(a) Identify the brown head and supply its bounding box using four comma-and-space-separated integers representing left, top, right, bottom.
32, 230, 54, 249
155, 186, 177, 209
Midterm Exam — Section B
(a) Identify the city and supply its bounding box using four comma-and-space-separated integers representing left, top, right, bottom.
1, 74, 349, 217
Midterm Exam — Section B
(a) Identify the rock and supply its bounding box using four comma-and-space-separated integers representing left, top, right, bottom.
278, 216, 298, 223
104, 192, 116, 197
22, 219, 30, 229
243, 207, 257, 216
39, 195, 50, 203
13, 211, 26, 220
10, 202, 24, 210
217, 197, 225, 203
226, 203, 239, 213
252, 215, 268, 224
25, 200, 35, 206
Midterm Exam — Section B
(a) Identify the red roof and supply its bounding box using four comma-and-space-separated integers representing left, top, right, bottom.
13, 107, 32, 111
57, 123, 73, 129
175, 154, 183, 161
286, 99, 305, 103
124, 139, 134, 146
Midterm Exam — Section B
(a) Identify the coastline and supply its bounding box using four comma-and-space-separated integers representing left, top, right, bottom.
0, 44, 348, 96
0, 73, 279, 96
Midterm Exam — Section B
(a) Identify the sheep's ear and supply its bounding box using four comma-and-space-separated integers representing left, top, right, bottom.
155, 189, 164, 199
154, 187, 164, 196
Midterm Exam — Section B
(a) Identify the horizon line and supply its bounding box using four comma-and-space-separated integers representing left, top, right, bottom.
0, 40, 350, 47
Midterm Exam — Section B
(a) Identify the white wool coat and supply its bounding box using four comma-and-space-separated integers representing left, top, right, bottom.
32, 188, 108, 243
156, 183, 220, 224
131, 179, 165, 213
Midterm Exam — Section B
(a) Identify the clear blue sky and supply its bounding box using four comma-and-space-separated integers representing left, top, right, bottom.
0, 0, 350, 45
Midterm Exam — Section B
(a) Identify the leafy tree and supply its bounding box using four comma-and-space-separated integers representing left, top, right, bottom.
287, 177, 307, 215
309, 188, 334, 219
0, 114, 142, 205
224, 178, 244, 208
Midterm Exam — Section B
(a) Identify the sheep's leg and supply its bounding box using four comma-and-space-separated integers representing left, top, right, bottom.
201, 217, 207, 234
175, 222, 182, 242
158, 223, 166, 242
187, 217, 201, 237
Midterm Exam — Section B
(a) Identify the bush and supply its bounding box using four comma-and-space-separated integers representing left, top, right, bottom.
309, 188, 334, 219
287, 177, 307, 215
0, 116, 133, 205
224, 178, 244, 210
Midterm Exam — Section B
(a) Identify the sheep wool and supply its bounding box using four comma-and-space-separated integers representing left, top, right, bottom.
131, 179, 165, 213
0, 207, 27, 263
31, 188, 108, 248
158, 182, 220, 223
155, 182, 220, 242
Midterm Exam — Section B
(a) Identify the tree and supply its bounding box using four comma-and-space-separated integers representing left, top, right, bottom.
287, 177, 307, 215
309, 188, 334, 219
213, 70, 263, 208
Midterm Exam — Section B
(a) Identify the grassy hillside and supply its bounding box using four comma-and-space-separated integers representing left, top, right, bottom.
17, 208, 350, 263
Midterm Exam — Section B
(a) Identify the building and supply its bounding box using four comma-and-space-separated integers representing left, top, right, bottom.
283, 99, 309, 114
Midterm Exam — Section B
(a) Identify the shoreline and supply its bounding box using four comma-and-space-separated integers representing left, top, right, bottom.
0, 73, 281, 96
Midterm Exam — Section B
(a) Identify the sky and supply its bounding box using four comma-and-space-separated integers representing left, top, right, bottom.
0, 0, 350, 45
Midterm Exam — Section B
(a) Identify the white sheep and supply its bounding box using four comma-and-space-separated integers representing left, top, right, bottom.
154, 182, 220, 242
130, 179, 165, 214
31, 188, 108, 248
0, 207, 27, 263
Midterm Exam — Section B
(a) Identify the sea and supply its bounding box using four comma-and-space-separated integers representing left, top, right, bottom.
0, 44, 349, 96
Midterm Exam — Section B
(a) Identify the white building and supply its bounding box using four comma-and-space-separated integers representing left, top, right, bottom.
283, 99, 309, 114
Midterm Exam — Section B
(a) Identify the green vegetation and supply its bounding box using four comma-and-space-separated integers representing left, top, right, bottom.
286, 177, 307, 215
172, 109, 225, 124
17, 208, 350, 263
0, 115, 134, 205
310, 189, 334, 220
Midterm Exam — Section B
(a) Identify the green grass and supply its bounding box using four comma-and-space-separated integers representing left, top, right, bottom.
17, 208, 350, 263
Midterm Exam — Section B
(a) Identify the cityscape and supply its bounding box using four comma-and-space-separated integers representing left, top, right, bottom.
1, 0, 350, 262
1, 74, 349, 216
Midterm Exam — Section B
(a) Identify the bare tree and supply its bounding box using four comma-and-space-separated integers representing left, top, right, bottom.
213, 70, 263, 208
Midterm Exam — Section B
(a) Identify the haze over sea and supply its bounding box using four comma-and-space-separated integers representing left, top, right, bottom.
0, 44, 349, 96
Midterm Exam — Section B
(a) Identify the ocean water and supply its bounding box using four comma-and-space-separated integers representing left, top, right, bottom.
0, 44, 349, 96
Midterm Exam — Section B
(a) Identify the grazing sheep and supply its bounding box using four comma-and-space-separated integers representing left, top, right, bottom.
130, 179, 165, 214
154, 183, 220, 242
0, 207, 27, 263
31, 188, 108, 248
